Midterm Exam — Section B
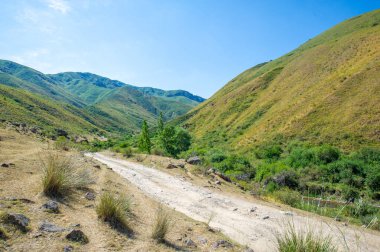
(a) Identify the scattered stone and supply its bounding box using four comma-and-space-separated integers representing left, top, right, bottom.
232, 207, 238, 211
167, 163, 177, 169
283, 211, 293, 216
93, 165, 101, 169
215, 172, 232, 182
42, 200, 59, 213
3, 213, 30, 232
177, 163, 185, 168
85, 204, 94, 208
186, 156, 201, 165
71, 223, 81, 228
32, 232, 43, 238
245, 248, 254, 252
184, 238, 197, 247
39, 221, 66, 232
212, 240, 233, 249
85, 192, 96, 201
66, 229, 89, 244
215, 180, 221, 185
249, 207, 257, 213
64, 245, 74, 252
207, 168, 215, 174
9, 163, 15, 166
262, 215, 270, 220
1, 163, 9, 168
198, 236, 208, 244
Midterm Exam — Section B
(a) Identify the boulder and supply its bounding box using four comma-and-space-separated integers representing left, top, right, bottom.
177, 163, 186, 168
166, 163, 177, 169
186, 156, 201, 165
3, 213, 30, 232
212, 240, 233, 249
1, 163, 9, 168
39, 221, 66, 232
85, 192, 96, 201
197, 236, 208, 245
184, 238, 197, 247
215, 180, 221, 185
66, 229, 89, 244
63, 245, 74, 252
42, 200, 59, 213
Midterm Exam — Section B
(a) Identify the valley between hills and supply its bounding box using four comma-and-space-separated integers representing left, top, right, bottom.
1, 8, 380, 252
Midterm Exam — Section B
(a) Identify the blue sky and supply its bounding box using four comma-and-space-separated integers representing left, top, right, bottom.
0, 0, 379, 98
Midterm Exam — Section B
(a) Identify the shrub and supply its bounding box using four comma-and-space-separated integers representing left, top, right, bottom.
287, 146, 315, 168
354, 147, 380, 163
214, 155, 252, 174
41, 153, 93, 197
96, 192, 131, 231
255, 161, 290, 182
0, 225, 8, 240
271, 170, 299, 189
315, 145, 340, 165
341, 186, 359, 203
159, 126, 191, 157
151, 205, 170, 242
273, 189, 301, 207
276, 222, 337, 252
366, 164, 380, 192
121, 147, 133, 158
255, 143, 283, 160
54, 136, 70, 151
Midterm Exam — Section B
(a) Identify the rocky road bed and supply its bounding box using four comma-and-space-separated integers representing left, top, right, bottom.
87, 153, 380, 252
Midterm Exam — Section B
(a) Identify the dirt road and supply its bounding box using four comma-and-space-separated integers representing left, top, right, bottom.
87, 153, 380, 252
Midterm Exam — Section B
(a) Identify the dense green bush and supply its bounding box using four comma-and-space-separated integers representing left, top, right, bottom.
366, 164, 380, 192
158, 126, 191, 157
255, 143, 283, 160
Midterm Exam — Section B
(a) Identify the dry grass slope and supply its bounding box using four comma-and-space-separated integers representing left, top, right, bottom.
180, 9, 380, 151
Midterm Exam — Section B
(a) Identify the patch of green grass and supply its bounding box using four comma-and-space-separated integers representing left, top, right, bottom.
276, 222, 337, 252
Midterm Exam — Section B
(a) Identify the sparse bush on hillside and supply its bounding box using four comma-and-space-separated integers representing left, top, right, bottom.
96, 192, 131, 231
54, 136, 70, 151
276, 222, 337, 252
41, 153, 93, 197
151, 205, 171, 242
273, 188, 301, 207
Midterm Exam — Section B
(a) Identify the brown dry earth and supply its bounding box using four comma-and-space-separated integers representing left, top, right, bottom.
0, 128, 243, 252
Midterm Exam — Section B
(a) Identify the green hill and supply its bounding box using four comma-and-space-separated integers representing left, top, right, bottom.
0, 60, 204, 137
178, 9, 380, 152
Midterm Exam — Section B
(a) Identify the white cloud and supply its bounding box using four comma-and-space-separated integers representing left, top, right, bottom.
46, 0, 71, 14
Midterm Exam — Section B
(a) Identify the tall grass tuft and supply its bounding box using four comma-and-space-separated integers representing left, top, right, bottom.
276, 222, 337, 252
41, 153, 93, 197
96, 192, 131, 231
151, 205, 171, 242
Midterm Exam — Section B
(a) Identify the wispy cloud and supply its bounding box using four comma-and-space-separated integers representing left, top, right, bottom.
46, 0, 71, 14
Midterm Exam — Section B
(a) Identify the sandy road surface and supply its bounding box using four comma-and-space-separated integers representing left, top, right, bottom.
87, 152, 380, 251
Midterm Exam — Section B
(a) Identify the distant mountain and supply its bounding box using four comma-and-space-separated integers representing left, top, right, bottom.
177, 9, 380, 151
49, 72, 205, 120
0, 60, 205, 137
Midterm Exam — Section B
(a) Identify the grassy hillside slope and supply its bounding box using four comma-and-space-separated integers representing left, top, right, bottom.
179, 9, 380, 152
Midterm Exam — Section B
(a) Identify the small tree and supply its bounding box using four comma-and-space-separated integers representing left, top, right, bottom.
157, 112, 164, 135
138, 120, 151, 153
159, 126, 191, 157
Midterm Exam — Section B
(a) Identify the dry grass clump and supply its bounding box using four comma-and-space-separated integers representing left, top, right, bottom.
41, 153, 93, 197
96, 192, 131, 231
0, 225, 9, 240
276, 222, 337, 252
151, 205, 171, 242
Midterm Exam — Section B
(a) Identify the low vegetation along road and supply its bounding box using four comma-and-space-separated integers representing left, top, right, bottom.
87, 153, 380, 252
